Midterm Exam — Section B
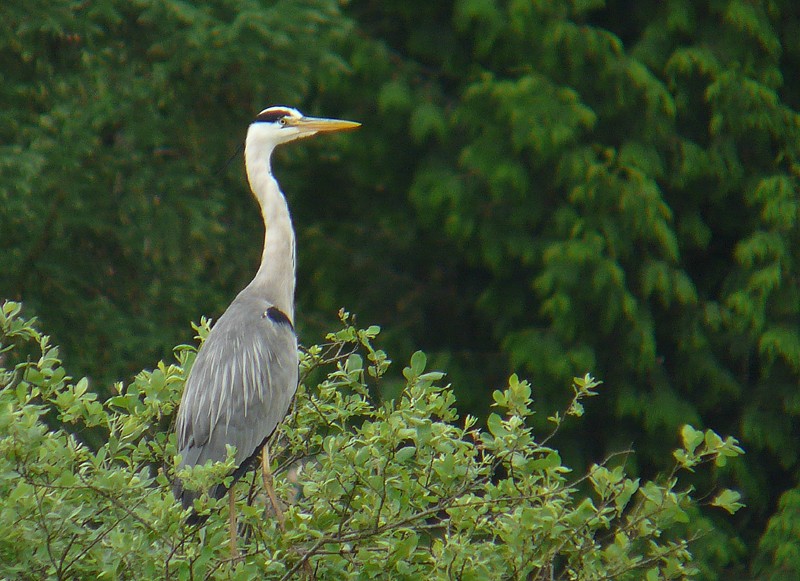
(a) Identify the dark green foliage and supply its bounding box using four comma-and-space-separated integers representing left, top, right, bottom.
756, 486, 800, 580
0, 0, 352, 384
320, 1, 800, 576
2, 0, 799, 576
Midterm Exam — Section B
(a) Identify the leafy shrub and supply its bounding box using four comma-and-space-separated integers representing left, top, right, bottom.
0, 300, 743, 579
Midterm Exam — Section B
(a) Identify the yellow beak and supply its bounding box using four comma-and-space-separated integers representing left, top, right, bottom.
287, 116, 361, 134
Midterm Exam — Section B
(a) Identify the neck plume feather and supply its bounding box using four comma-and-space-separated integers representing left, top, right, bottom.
244, 140, 296, 323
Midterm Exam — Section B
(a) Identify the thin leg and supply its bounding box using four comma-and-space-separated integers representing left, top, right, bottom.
262, 447, 314, 578
229, 489, 240, 562
261, 444, 286, 532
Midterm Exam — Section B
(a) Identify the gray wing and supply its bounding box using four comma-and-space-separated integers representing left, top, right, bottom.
174, 292, 298, 509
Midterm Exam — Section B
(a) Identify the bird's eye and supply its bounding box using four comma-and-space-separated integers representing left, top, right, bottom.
279, 118, 287, 126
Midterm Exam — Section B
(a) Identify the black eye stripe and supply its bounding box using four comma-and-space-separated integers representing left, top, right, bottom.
254, 109, 293, 123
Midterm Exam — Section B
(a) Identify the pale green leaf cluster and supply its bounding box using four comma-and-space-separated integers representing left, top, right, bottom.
0, 301, 744, 578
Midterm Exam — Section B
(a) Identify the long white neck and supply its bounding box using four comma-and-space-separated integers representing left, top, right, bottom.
244, 139, 296, 323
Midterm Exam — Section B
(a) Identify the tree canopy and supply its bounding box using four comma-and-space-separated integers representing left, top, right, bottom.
0, 301, 744, 579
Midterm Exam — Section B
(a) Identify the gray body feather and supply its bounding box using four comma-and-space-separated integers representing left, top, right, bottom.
173, 286, 298, 512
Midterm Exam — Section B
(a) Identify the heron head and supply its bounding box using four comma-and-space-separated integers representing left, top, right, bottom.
247, 106, 360, 148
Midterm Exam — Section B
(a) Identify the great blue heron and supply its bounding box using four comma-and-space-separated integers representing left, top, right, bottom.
173, 106, 360, 527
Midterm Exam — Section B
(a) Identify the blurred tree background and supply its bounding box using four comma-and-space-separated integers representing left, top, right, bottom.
1, 0, 798, 577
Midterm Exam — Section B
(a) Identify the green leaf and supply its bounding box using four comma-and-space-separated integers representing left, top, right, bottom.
681, 425, 704, 455
712, 489, 745, 514
395, 446, 416, 463
410, 351, 427, 376
486, 413, 509, 437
